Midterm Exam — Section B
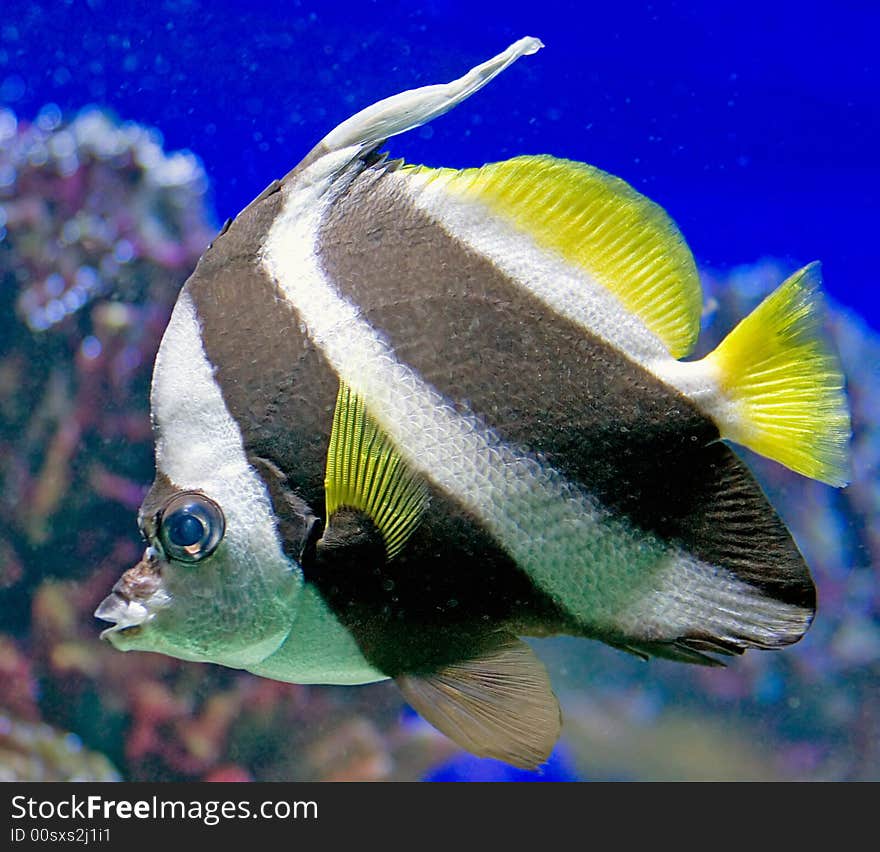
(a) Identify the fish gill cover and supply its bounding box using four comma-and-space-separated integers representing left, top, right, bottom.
0, 1, 877, 781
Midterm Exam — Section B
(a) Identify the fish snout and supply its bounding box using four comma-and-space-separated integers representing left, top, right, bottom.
94, 549, 169, 640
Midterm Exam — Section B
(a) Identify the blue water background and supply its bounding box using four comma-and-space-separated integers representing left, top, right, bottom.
2, 0, 877, 327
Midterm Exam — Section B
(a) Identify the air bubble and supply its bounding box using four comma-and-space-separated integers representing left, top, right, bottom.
0, 108, 17, 142
114, 239, 134, 263
0, 75, 25, 103
63, 732, 83, 753
45, 299, 65, 324
48, 128, 75, 159
37, 103, 63, 132
61, 219, 80, 244
74, 265, 99, 291
45, 272, 65, 297
28, 311, 49, 332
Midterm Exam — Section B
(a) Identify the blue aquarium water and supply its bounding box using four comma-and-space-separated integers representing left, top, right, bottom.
3, 0, 876, 327
0, 1, 878, 782
424, 745, 580, 783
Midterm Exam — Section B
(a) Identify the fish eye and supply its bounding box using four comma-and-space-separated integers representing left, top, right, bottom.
158, 492, 225, 563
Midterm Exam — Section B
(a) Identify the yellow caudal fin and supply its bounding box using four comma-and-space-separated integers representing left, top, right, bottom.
704, 263, 851, 486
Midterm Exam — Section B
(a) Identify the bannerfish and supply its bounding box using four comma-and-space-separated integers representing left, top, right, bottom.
95, 37, 851, 769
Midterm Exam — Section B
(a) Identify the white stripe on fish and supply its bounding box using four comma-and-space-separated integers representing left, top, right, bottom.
399, 166, 727, 420
260, 149, 808, 645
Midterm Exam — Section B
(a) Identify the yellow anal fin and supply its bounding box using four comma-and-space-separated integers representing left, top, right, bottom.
325, 382, 429, 560
704, 262, 851, 486
412, 154, 702, 358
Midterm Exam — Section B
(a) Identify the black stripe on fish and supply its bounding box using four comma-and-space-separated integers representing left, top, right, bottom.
184, 188, 339, 509
316, 164, 814, 614
181, 188, 572, 676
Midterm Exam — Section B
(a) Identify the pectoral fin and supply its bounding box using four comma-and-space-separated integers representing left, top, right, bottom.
396, 635, 562, 769
324, 381, 429, 560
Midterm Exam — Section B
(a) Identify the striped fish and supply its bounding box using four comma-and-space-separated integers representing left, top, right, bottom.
95, 38, 851, 769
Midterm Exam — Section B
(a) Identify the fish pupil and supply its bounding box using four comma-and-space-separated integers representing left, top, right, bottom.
158, 492, 225, 562
168, 512, 205, 547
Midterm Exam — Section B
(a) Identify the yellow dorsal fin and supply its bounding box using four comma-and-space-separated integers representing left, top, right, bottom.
411, 154, 702, 358
324, 382, 429, 560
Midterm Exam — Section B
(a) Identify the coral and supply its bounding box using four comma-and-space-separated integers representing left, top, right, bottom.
0, 105, 215, 578
0, 714, 120, 782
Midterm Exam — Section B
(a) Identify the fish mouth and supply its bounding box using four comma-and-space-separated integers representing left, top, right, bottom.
95, 591, 150, 638
95, 549, 169, 640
